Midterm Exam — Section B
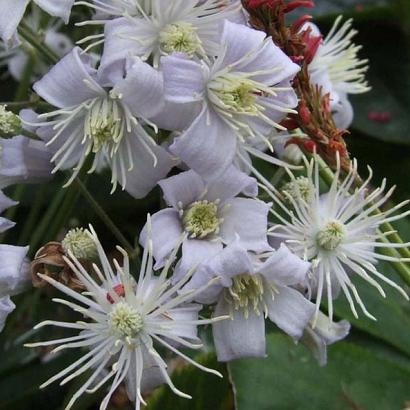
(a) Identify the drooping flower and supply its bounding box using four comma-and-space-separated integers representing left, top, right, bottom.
99, 0, 243, 76
304, 17, 370, 129
0, 135, 53, 189
183, 241, 314, 361
26, 224, 225, 410
0, 0, 75, 46
0, 190, 17, 233
266, 155, 410, 322
0, 245, 30, 332
301, 311, 350, 366
139, 166, 271, 280
160, 20, 300, 181
32, 47, 175, 197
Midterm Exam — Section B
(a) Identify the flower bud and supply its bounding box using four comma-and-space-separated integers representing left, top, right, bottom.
61, 228, 98, 260
0, 105, 22, 136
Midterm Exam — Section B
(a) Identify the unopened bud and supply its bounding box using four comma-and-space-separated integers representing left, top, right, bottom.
62, 228, 98, 260
0, 105, 22, 136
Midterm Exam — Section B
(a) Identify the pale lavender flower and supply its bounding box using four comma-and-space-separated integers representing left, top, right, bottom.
183, 241, 314, 361
32, 47, 175, 197
26, 224, 226, 410
140, 166, 271, 280
0, 0, 75, 46
0, 135, 53, 189
160, 20, 300, 181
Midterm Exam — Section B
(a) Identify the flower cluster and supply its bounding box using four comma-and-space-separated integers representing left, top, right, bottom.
0, 0, 408, 409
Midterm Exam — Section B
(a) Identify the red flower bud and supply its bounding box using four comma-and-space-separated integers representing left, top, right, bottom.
107, 284, 126, 304
303, 140, 317, 153
291, 14, 313, 33
299, 101, 311, 125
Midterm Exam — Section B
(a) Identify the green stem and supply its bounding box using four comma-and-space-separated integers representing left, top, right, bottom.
14, 54, 36, 101
17, 185, 48, 246
18, 22, 59, 65
1, 100, 52, 112
73, 178, 137, 258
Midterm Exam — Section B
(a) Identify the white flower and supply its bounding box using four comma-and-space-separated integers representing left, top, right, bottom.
266, 155, 410, 323
306, 17, 370, 129
99, 0, 243, 73
26, 223, 226, 410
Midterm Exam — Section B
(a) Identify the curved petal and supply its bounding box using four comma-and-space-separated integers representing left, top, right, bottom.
0, 218, 15, 233
112, 130, 176, 199
257, 244, 311, 287
162, 54, 205, 104
34, 0, 74, 23
0, 190, 17, 214
205, 165, 258, 203
332, 93, 354, 129
139, 209, 182, 269
99, 17, 152, 84
0, 0, 29, 45
166, 304, 202, 341
220, 197, 271, 252
0, 245, 29, 297
33, 47, 103, 109
114, 57, 164, 119
158, 170, 205, 209
0, 296, 15, 332
213, 297, 266, 362
173, 238, 223, 286
266, 286, 315, 340
170, 107, 237, 182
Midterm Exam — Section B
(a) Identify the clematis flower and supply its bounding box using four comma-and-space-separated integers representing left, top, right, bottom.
26, 224, 226, 410
0, 135, 53, 189
0, 0, 75, 46
32, 47, 175, 197
304, 17, 370, 129
140, 166, 271, 279
99, 0, 243, 76
266, 155, 410, 323
160, 20, 300, 181
183, 241, 314, 361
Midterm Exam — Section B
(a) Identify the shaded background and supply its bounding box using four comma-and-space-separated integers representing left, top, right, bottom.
1, 0, 410, 409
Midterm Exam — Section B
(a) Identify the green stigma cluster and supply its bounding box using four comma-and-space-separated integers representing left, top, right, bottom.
0, 105, 22, 136
62, 228, 98, 260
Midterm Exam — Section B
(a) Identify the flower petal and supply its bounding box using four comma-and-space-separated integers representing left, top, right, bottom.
257, 243, 311, 287
139, 209, 182, 269
266, 286, 315, 340
0, 0, 29, 45
0, 245, 29, 297
33, 47, 103, 109
213, 297, 266, 362
158, 170, 205, 209
34, 0, 74, 23
0, 296, 15, 332
170, 107, 237, 182
162, 54, 205, 104
220, 197, 271, 252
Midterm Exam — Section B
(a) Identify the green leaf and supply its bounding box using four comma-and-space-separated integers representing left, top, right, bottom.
147, 353, 233, 410
229, 333, 410, 410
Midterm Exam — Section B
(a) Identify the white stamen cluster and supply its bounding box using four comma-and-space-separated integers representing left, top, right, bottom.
0, 105, 22, 135
62, 228, 98, 260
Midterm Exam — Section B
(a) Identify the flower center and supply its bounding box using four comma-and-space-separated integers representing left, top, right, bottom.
316, 220, 346, 251
109, 301, 143, 339
0, 105, 21, 135
84, 93, 126, 154
208, 75, 262, 116
226, 274, 269, 319
160, 22, 202, 56
182, 200, 220, 239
